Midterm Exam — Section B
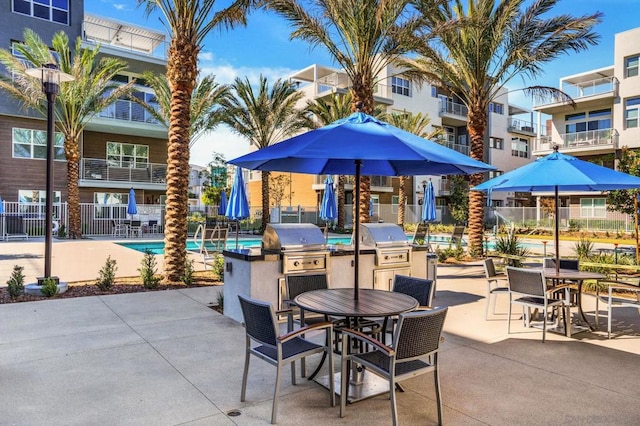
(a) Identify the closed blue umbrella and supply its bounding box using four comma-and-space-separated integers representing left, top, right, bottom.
422, 181, 436, 246
0, 196, 4, 214
230, 112, 494, 299
218, 190, 228, 216
473, 146, 640, 271
225, 166, 250, 248
319, 176, 337, 221
127, 188, 137, 218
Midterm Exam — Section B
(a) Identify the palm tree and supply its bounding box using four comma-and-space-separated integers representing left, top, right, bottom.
0, 29, 132, 239
222, 75, 311, 232
138, 71, 230, 148
139, 0, 253, 281
379, 112, 442, 227
403, 0, 601, 253
266, 0, 429, 225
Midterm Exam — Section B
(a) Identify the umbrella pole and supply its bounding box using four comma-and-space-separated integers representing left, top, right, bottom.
354, 160, 362, 300
235, 220, 239, 249
555, 186, 560, 274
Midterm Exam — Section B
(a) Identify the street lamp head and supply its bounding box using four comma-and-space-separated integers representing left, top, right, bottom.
25, 63, 73, 96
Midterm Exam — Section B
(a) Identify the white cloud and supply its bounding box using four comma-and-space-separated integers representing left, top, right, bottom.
190, 126, 251, 167
199, 62, 296, 85
199, 51, 214, 62
112, 3, 130, 11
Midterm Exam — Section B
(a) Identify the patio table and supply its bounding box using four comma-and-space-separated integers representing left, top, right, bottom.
540, 267, 606, 334
294, 288, 418, 402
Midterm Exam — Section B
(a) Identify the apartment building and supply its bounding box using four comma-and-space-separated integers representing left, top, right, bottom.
0, 1, 168, 218
243, 62, 536, 222
533, 26, 640, 213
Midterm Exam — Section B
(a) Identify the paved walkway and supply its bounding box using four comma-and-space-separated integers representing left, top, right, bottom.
1, 261, 640, 425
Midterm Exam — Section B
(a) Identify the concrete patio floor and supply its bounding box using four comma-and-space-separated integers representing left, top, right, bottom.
1, 257, 640, 425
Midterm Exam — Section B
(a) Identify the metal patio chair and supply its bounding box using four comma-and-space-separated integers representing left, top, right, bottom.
595, 278, 640, 338
380, 275, 435, 343
238, 295, 335, 424
340, 306, 448, 426
483, 258, 509, 320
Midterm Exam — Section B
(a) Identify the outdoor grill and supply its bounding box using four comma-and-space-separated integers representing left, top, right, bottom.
263, 223, 331, 311
359, 223, 412, 290
262, 223, 330, 274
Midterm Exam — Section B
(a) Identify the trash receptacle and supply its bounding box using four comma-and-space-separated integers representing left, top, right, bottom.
426, 252, 438, 297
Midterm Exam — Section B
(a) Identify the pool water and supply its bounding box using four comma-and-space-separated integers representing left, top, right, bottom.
118, 237, 354, 254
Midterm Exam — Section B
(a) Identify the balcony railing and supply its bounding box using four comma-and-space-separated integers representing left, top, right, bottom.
80, 158, 167, 184
98, 99, 160, 125
535, 77, 617, 106
533, 129, 618, 152
436, 139, 470, 156
508, 118, 536, 134
440, 99, 468, 117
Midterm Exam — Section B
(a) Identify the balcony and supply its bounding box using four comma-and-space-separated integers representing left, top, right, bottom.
82, 15, 168, 61
508, 118, 536, 136
534, 76, 618, 112
80, 158, 167, 189
99, 99, 160, 124
532, 129, 618, 155
436, 136, 470, 156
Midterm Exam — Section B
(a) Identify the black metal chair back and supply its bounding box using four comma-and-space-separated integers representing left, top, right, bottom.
544, 258, 579, 270
394, 306, 447, 360
238, 295, 278, 347
484, 258, 499, 278
506, 267, 546, 297
392, 275, 433, 306
286, 274, 328, 301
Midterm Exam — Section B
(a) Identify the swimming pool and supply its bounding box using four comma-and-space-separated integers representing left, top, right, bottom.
118, 237, 354, 254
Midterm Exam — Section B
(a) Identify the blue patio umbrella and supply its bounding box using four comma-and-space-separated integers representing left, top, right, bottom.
0, 196, 4, 214
218, 190, 228, 216
320, 176, 337, 221
422, 181, 436, 245
225, 166, 250, 248
230, 112, 494, 299
473, 146, 640, 271
127, 188, 137, 218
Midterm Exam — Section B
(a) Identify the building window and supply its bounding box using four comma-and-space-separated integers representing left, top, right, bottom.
511, 137, 529, 158
13, 128, 65, 160
626, 55, 639, 78
18, 189, 62, 216
430, 86, 437, 98
489, 102, 504, 114
94, 192, 128, 219
370, 195, 379, 217
391, 195, 399, 214
489, 137, 503, 150
488, 170, 503, 179
580, 198, 606, 218
106, 142, 149, 168
626, 97, 640, 128
565, 109, 611, 134
391, 76, 411, 96
12, 0, 69, 25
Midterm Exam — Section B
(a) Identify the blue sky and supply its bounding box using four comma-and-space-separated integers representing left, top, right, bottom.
87, 0, 640, 166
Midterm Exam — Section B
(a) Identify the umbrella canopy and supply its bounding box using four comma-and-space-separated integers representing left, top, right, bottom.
127, 188, 137, 217
319, 176, 337, 221
218, 190, 228, 216
229, 112, 495, 298
225, 166, 250, 248
422, 181, 436, 222
473, 147, 640, 271
0, 196, 4, 214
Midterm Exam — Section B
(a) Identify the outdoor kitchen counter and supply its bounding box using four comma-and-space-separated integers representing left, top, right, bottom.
222, 245, 431, 323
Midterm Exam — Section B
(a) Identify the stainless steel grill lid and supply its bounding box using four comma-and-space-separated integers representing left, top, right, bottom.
359, 223, 410, 247
262, 224, 326, 251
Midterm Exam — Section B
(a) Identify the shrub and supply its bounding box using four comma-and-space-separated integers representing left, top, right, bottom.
216, 290, 224, 312
139, 249, 161, 289
7, 265, 25, 299
494, 234, 530, 267
434, 243, 464, 262
96, 256, 117, 291
56, 224, 67, 239
40, 277, 59, 297
573, 237, 594, 260
212, 254, 224, 282
182, 257, 195, 286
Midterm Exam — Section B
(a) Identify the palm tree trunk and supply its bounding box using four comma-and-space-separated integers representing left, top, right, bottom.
468, 110, 487, 255
351, 83, 374, 225
337, 175, 345, 231
163, 40, 196, 282
397, 176, 406, 227
261, 171, 271, 233
65, 134, 81, 239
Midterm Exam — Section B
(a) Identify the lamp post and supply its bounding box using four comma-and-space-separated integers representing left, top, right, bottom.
25, 64, 73, 284
421, 180, 427, 219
